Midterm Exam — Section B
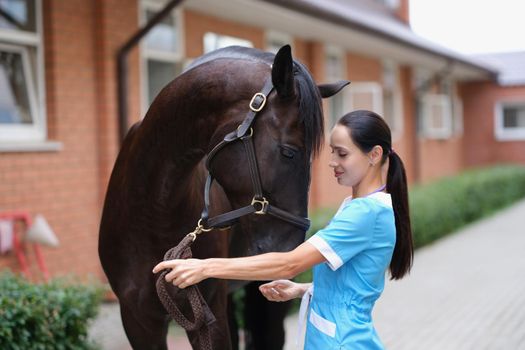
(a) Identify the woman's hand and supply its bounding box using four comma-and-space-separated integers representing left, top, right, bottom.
152, 259, 207, 289
259, 280, 307, 302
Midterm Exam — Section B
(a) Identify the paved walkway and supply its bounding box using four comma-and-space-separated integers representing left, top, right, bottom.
372, 198, 525, 350
90, 199, 525, 349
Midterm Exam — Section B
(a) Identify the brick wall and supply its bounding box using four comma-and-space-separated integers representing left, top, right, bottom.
418, 137, 464, 182
0, 0, 141, 280
184, 9, 264, 57
393, 66, 418, 183
461, 82, 525, 167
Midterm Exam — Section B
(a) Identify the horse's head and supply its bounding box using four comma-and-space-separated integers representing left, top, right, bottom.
204, 45, 348, 258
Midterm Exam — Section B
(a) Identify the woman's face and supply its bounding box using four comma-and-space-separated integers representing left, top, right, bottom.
329, 124, 370, 187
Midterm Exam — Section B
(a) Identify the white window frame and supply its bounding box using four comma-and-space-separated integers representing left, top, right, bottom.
325, 45, 346, 128
421, 94, 452, 139
0, 0, 48, 147
442, 78, 464, 137
453, 96, 463, 136
139, 0, 185, 115
202, 32, 253, 54
494, 100, 525, 141
382, 60, 403, 141
346, 82, 383, 115
265, 30, 292, 54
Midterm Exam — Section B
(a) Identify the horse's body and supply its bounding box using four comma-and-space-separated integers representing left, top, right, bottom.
99, 45, 347, 349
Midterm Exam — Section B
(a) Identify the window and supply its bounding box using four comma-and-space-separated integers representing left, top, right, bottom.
382, 60, 402, 138
495, 102, 525, 141
440, 78, 463, 136
414, 70, 462, 139
141, 1, 184, 111
203, 32, 253, 54
325, 46, 345, 127
420, 94, 452, 139
0, 0, 45, 143
347, 82, 383, 115
265, 31, 291, 54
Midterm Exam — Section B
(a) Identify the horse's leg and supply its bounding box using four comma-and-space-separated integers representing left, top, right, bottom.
227, 293, 240, 350
244, 281, 291, 350
117, 281, 171, 350
120, 302, 169, 350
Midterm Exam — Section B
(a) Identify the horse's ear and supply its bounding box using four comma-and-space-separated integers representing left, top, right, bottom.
272, 45, 295, 99
318, 80, 351, 98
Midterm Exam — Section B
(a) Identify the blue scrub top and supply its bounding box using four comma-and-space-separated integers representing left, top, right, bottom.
305, 192, 396, 349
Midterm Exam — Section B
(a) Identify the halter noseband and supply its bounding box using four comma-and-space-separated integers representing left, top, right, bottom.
196, 76, 311, 239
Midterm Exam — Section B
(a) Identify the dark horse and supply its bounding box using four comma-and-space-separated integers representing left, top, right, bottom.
99, 45, 347, 349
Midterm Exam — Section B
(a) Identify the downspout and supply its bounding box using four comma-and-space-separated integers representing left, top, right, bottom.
116, 0, 185, 144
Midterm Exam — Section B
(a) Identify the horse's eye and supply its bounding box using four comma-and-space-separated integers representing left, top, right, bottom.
280, 145, 297, 159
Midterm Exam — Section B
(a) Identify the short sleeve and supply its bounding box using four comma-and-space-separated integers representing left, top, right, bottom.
307, 199, 376, 271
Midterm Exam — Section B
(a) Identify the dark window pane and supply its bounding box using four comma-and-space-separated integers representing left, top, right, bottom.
147, 59, 182, 105
0, 50, 32, 124
503, 106, 525, 128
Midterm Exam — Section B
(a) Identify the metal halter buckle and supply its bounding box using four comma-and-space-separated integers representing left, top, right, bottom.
251, 197, 269, 215
249, 92, 266, 112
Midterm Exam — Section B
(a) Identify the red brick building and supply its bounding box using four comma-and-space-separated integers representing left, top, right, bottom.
0, 0, 523, 280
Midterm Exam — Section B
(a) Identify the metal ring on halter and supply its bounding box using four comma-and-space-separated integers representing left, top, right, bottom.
251, 197, 269, 215
197, 219, 213, 232
237, 125, 254, 139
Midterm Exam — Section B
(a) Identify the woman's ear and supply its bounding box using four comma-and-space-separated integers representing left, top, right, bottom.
369, 145, 384, 166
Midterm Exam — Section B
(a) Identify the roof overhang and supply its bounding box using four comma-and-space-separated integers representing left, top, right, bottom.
184, 0, 498, 82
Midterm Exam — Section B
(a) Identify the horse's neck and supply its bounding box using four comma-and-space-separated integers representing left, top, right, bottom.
131, 60, 264, 221
129, 92, 229, 216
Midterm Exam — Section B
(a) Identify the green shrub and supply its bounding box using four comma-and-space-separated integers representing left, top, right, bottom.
410, 164, 525, 248
0, 271, 103, 350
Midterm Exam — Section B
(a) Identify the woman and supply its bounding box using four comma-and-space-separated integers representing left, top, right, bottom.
153, 110, 414, 349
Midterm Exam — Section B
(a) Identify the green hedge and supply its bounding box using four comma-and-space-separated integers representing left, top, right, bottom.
0, 271, 103, 350
410, 164, 525, 248
294, 164, 525, 285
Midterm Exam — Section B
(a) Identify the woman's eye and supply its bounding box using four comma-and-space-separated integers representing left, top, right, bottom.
280, 145, 297, 159
338, 153, 347, 157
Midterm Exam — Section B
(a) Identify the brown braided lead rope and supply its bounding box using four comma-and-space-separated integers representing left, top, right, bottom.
156, 232, 216, 350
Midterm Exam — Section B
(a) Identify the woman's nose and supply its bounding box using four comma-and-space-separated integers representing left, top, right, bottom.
329, 160, 337, 168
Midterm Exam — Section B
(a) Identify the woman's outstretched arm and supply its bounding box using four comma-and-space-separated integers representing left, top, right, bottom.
152, 241, 325, 289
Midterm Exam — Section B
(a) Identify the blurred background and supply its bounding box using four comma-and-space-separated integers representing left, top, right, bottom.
0, 0, 524, 349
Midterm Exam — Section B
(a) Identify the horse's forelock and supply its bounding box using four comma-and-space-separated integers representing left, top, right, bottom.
293, 61, 324, 158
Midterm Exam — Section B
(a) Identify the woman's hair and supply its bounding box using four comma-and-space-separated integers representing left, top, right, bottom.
337, 110, 413, 280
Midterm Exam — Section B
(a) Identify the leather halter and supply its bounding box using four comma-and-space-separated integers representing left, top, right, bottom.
198, 77, 311, 237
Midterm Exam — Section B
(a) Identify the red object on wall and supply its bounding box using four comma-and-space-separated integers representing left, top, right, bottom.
0, 211, 50, 281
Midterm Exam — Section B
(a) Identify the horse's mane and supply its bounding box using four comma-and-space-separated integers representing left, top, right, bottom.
185, 46, 324, 157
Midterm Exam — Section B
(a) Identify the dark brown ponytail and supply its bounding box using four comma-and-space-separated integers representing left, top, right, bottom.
386, 150, 413, 279
338, 110, 413, 279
